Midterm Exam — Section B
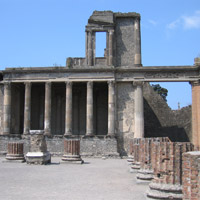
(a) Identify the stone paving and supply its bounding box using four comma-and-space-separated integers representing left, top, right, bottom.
0, 157, 149, 200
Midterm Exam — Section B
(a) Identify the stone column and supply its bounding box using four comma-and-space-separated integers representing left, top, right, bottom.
44, 82, 51, 136
3, 82, 11, 135
86, 81, 93, 136
92, 32, 96, 66
23, 82, 31, 135
85, 31, 88, 61
108, 30, 114, 66
87, 31, 93, 66
134, 17, 142, 65
134, 81, 144, 138
191, 80, 200, 150
65, 81, 73, 136
108, 81, 115, 136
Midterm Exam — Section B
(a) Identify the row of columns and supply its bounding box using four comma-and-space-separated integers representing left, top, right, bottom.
86, 29, 114, 66
2, 81, 116, 137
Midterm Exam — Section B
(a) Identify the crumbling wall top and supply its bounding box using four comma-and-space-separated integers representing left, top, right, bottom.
87, 10, 140, 26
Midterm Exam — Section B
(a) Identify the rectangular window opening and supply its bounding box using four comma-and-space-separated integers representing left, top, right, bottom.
96, 32, 106, 57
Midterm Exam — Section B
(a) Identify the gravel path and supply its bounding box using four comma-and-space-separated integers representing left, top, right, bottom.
0, 157, 149, 200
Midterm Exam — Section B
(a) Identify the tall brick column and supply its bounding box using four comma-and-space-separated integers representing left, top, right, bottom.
133, 81, 144, 138
131, 138, 142, 172
146, 142, 194, 199
65, 81, 73, 136
136, 137, 170, 182
44, 82, 51, 136
23, 82, 31, 135
191, 80, 200, 150
86, 81, 94, 136
3, 82, 11, 135
182, 151, 200, 200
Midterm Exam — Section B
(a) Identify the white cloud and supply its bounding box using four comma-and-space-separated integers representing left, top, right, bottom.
167, 10, 200, 30
167, 19, 180, 29
148, 19, 157, 26
182, 11, 200, 29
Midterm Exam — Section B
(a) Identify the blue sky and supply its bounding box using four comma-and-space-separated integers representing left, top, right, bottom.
1, 0, 200, 109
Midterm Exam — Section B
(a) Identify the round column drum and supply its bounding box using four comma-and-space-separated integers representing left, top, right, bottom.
6, 142, 25, 161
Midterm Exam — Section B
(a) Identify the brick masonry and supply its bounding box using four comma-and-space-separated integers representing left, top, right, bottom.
182, 151, 200, 200
147, 142, 193, 199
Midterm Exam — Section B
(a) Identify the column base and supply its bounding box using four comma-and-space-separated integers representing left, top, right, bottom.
131, 161, 141, 172
44, 131, 52, 137
127, 155, 134, 165
6, 154, 25, 161
26, 151, 51, 165
64, 132, 73, 137
85, 133, 95, 137
61, 154, 84, 164
2, 132, 10, 136
136, 169, 154, 182
106, 134, 115, 139
146, 182, 182, 200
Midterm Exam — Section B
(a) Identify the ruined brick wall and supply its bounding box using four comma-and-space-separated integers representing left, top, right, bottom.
143, 83, 191, 142
182, 151, 200, 200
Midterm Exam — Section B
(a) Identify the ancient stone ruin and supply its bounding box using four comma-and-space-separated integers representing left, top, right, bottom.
0, 9, 200, 198
26, 130, 51, 164
0, 10, 199, 157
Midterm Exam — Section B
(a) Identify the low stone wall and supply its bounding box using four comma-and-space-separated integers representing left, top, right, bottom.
182, 151, 200, 200
0, 135, 119, 157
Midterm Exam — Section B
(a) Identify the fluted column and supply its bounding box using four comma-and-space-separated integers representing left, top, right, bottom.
44, 82, 52, 136
86, 81, 93, 136
3, 82, 11, 135
134, 17, 142, 65
65, 81, 73, 136
134, 81, 144, 138
108, 30, 114, 66
108, 81, 115, 136
23, 82, 31, 135
191, 80, 200, 150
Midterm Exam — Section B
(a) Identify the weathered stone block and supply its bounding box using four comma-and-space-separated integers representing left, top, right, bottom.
26, 130, 51, 165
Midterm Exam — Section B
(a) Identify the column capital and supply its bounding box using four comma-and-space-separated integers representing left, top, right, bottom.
87, 81, 93, 88
108, 80, 115, 86
4, 82, 11, 91
108, 29, 114, 35
46, 82, 52, 86
133, 81, 144, 87
190, 80, 200, 86
24, 82, 32, 87
4, 82, 11, 86
65, 81, 73, 87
